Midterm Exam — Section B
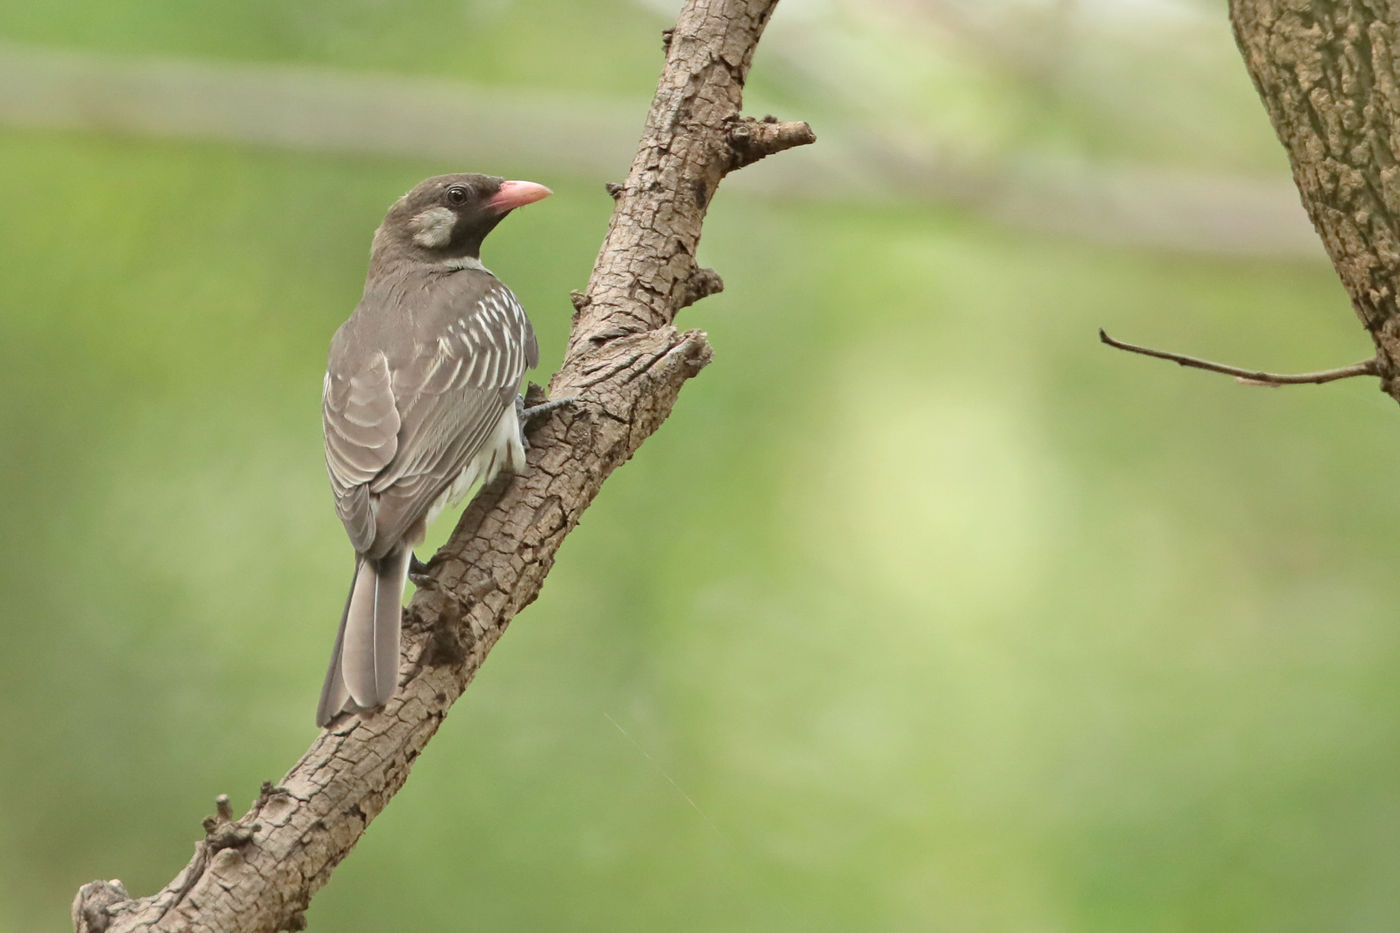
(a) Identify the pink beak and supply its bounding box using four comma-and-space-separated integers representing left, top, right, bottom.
488, 179, 552, 213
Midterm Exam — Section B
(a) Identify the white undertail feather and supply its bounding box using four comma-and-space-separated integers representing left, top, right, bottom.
425, 403, 525, 526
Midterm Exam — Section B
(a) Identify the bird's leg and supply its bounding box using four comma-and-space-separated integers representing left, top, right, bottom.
408, 553, 432, 587
516, 393, 577, 449
520, 394, 576, 422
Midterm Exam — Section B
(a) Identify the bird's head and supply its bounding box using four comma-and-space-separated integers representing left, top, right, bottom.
372, 173, 551, 266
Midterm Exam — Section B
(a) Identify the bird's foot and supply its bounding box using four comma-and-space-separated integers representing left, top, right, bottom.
519, 394, 576, 423
516, 393, 578, 449
407, 552, 433, 587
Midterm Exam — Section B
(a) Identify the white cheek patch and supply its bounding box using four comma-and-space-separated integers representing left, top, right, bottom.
409, 206, 456, 248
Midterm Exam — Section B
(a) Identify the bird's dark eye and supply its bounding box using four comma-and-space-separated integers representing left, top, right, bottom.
446, 186, 469, 206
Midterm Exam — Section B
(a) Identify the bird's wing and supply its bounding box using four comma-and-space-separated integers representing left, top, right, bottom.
363, 280, 536, 553
323, 350, 400, 554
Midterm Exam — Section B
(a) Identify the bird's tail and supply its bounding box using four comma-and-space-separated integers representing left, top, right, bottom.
315, 549, 410, 727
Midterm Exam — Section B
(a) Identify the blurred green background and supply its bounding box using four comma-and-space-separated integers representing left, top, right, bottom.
5, 1, 1400, 931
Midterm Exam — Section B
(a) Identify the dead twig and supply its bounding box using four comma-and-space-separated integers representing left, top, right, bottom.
1099, 328, 1378, 386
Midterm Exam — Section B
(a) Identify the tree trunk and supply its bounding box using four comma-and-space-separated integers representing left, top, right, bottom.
1231, 1, 1400, 399
71, 2, 813, 931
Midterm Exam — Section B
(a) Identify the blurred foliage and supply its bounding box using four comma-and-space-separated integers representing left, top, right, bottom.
0, 0, 664, 96
5, 2, 1400, 932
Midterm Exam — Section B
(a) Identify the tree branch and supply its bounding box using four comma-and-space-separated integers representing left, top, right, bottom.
1099, 328, 1379, 386
71, 2, 813, 931
727, 115, 817, 169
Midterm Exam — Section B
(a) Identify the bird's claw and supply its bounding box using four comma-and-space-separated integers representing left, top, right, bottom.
407, 552, 433, 587
516, 394, 578, 449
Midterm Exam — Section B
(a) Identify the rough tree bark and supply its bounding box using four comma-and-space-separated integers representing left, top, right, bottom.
1231, 1, 1400, 401
71, 2, 813, 931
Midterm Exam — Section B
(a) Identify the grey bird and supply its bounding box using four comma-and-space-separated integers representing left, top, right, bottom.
317, 173, 552, 727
